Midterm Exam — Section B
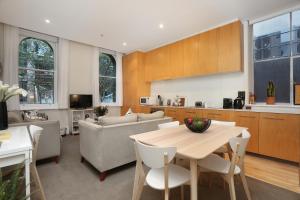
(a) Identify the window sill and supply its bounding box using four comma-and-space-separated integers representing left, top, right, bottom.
19, 104, 59, 110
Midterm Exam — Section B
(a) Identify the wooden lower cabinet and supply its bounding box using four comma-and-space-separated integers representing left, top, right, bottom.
259, 113, 300, 162
202, 109, 233, 121
234, 112, 259, 153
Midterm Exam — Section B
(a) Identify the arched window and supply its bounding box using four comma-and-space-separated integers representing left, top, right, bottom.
99, 53, 117, 103
18, 37, 56, 105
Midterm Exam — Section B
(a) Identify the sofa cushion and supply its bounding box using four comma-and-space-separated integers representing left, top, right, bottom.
99, 114, 138, 126
8, 112, 23, 123
137, 111, 164, 121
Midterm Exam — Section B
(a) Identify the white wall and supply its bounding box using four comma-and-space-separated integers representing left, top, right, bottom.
69, 41, 94, 94
151, 22, 250, 108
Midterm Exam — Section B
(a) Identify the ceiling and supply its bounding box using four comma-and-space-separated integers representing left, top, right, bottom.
0, 0, 299, 53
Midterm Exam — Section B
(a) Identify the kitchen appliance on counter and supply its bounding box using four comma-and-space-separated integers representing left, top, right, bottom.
233, 91, 245, 109
223, 98, 233, 109
195, 101, 203, 107
140, 97, 155, 105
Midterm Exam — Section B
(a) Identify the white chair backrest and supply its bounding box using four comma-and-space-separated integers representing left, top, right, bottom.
135, 140, 176, 169
211, 120, 236, 126
229, 129, 250, 157
29, 125, 43, 144
158, 121, 180, 130
29, 125, 43, 163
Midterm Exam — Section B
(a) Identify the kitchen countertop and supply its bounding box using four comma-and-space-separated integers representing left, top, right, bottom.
141, 104, 300, 114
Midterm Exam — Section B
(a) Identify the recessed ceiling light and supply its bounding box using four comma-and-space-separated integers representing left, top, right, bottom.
122, 42, 127, 46
159, 23, 164, 29
45, 19, 51, 24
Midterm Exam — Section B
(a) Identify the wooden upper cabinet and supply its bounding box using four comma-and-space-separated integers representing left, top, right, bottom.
234, 112, 259, 153
198, 29, 218, 75
145, 46, 169, 81
259, 113, 300, 162
217, 21, 243, 73
144, 20, 243, 81
183, 35, 200, 76
168, 41, 184, 79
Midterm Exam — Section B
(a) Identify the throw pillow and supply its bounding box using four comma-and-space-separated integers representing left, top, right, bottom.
137, 111, 164, 121
98, 114, 138, 126
8, 112, 23, 123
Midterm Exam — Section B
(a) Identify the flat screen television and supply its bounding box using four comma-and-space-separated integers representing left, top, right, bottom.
69, 94, 93, 109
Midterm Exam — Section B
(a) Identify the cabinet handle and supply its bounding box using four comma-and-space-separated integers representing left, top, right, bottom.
264, 117, 284, 121
208, 113, 221, 116
239, 115, 255, 119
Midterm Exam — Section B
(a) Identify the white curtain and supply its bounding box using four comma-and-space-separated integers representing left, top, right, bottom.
92, 47, 100, 106
2, 24, 19, 110
115, 52, 123, 106
57, 38, 70, 108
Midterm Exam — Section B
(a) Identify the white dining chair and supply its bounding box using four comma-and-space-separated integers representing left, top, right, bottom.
158, 121, 180, 130
198, 129, 252, 200
211, 120, 236, 156
29, 125, 47, 200
133, 140, 190, 200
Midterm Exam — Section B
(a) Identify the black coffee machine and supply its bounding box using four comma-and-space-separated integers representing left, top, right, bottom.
234, 91, 245, 109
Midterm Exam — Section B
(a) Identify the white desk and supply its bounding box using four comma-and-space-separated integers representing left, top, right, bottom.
0, 126, 32, 199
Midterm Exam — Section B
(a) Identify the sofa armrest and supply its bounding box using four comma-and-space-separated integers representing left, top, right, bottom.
79, 120, 104, 170
9, 120, 61, 160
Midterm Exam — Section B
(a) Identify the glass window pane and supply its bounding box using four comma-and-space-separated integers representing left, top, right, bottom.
293, 57, 300, 83
292, 10, 300, 55
99, 53, 116, 77
99, 77, 116, 103
253, 14, 291, 61
254, 58, 290, 103
19, 38, 54, 70
19, 69, 54, 104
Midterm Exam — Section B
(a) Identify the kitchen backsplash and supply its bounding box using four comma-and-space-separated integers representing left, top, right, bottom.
151, 71, 249, 108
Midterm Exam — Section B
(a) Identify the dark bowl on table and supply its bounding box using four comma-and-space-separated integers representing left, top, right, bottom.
184, 118, 211, 133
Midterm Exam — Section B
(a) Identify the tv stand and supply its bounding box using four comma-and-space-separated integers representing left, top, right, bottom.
69, 108, 94, 134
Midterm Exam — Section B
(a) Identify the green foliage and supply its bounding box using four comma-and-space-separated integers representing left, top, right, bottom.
99, 53, 117, 103
0, 165, 29, 200
94, 106, 108, 117
266, 80, 275, 97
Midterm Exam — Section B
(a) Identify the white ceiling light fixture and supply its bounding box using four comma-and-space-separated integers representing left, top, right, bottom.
122, 42, 127, 46
44, 19, 51, 24
159, 23, 164, 29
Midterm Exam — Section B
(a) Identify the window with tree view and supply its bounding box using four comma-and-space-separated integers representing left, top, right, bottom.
253, 10, 300, 103
99, 53, 117, 103
18, 37, 56, 105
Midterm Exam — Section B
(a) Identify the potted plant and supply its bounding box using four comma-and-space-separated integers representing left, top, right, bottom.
0, 165, 31, 200
0, 82, 27, 130
266, 80, 275, 105
94, 106, 108, 118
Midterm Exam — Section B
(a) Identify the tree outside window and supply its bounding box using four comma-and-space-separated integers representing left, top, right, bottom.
18, 37, 55, 104
99, 53, 117, 103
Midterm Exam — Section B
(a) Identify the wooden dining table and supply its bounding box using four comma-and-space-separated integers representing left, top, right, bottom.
130, 124, 246, 200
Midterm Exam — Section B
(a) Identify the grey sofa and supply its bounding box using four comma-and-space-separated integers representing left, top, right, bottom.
9, 120, 61, 162
79, 116, 172, 181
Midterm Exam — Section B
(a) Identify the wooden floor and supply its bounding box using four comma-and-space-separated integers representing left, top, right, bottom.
244, 154, 300, 194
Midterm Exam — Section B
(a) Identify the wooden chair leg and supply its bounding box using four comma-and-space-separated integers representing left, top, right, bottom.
136, 174, 145, 200
31, 165, 46, 200
228, 177, 236, 200
164, 188, 169, 200
240, 172, 251, 200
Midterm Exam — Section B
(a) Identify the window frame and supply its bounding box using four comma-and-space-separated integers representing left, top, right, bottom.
251, 10, 300, 105
18, 30, 58, 110
98, 50, 122, 107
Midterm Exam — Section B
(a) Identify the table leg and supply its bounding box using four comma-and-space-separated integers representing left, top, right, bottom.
25, 157, 30, 200
190, 159, 198, 200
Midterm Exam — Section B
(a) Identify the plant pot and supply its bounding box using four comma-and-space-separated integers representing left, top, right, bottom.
266, 97, 275, 105
0, 102, 8, 130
